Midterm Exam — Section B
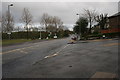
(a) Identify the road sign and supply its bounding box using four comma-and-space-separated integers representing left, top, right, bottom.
7, 32, 11, 34
39, 27, 46, 31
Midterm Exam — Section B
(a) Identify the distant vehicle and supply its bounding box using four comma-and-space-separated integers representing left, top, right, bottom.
54, 36, 57, 39
71, 37, 77, 41
103, 35, 105, 39
67, 36, 76, 44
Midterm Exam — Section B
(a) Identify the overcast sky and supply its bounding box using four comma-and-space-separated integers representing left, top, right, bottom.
1, 1, 119, 30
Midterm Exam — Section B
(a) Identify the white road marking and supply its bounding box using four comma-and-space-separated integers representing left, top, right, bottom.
3, 43, 70, 60
56, 44, 70, 54
44, 56, 49, 58
20, 50, 28, 54
90, 72, 117, 78
2, 45, 36, 54
52, 53, 58, 56
44, 44, 70, 59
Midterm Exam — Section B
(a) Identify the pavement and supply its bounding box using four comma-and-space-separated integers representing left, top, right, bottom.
2, 37, 119, 78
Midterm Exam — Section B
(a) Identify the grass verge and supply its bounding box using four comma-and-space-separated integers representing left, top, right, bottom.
2, 37, 68, 46
2, 39, 32, 46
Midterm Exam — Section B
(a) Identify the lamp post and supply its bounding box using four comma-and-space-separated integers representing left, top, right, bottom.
39, 30, 41, 39
7, 3, 13, 40
76, 13, 81, 40
39, 27, 43, 39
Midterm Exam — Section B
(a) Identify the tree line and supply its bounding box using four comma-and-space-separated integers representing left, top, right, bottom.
40, 13, 64, 32
2, 8, 67, 33
2, 8, 71, 39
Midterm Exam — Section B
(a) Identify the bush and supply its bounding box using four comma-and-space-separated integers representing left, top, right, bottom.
102, 32, 120, 38
2, 31, 48, 40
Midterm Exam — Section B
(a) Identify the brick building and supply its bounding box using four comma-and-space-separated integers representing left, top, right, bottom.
101, 12, 120, 34
108, 12, 120, 28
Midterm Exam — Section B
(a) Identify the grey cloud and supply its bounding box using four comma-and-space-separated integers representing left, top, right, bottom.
2, 2, 118, 30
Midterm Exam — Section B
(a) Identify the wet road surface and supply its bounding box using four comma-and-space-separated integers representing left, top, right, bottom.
2, 38, 118, 78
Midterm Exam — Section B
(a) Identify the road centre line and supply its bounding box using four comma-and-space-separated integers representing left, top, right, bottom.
2, 43, 70, 55
44, 44, 70, 59
33, 44, 70, 65
56, 44, 70, 54
20, 50, 28, 54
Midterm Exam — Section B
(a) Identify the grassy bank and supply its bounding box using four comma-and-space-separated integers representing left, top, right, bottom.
2, 39, 32, 46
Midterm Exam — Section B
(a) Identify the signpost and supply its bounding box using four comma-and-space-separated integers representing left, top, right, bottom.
7, 32, 11, 40
54, 33, 57, 39
39, 27, 46, 39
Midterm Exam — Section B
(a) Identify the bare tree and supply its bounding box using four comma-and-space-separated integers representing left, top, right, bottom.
50, 16, 64, 32
40, 13, 64, 32
21, 8, 32, 30
56, 18, 64, 31
2, 11, 14, 33
52, 16, 60, 32
57, 21, 64, 31
21, 8, 32, 39
94, 14, 108, 30
40, 13, 51, 28
83, 9, 97, 33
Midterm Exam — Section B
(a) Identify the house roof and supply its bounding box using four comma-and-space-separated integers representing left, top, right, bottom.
108, 12, 120, 18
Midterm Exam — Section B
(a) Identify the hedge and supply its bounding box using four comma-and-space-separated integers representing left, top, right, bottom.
2, 30, 70, 40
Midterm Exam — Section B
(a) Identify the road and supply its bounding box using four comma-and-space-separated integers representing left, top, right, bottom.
2, 37, 118, 78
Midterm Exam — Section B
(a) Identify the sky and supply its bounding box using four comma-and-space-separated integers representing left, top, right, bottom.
1, 0, 120, 31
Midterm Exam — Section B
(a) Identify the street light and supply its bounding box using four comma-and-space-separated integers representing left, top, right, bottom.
39, 30, 42, 39
7, 3, 13, 40
39, 27, 43, 39
76, 13, 81, 40
76, 13, 79, 16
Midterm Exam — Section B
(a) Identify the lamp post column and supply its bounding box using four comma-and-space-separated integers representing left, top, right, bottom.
76, 13, 81, 40
7, 4, 13, 40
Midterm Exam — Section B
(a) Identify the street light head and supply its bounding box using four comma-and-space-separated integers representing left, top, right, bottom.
10, 4, 13, 6
76, 14, 79, 15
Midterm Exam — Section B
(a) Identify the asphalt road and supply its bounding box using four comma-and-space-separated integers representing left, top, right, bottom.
2, 37, 118, 78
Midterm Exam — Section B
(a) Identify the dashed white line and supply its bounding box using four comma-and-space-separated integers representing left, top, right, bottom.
44, 44, 70, 59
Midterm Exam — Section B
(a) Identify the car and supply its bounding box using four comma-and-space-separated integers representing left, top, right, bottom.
71, 37, 77, 40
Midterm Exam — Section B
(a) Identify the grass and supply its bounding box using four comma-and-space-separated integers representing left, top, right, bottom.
2, 39, 32, 46
1, 37, 67, 46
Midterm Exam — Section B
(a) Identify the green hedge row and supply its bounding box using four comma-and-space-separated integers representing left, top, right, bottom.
2, 30, 70, 40
102, 32, 120, 38
88, 32, 120, 38
88, 34, 103, 37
